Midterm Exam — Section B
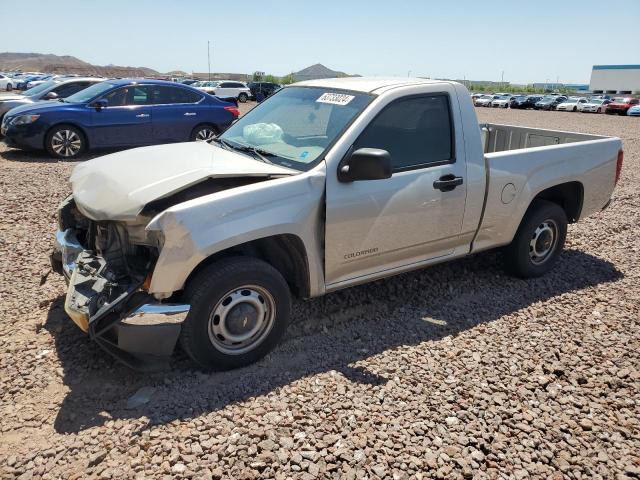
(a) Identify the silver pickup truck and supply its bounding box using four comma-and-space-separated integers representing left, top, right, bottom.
52, 78, 623, 370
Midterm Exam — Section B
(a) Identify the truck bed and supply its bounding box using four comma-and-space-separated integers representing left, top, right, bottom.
480, 123, 606, 153
472, 123, 621, 254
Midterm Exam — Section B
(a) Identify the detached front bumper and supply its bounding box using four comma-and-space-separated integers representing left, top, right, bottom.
52, 229, 190, 370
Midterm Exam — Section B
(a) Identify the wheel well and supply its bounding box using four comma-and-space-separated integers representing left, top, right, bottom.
186, 234, 311, 298
530, 181, 583, 223
44, 123, 90, 149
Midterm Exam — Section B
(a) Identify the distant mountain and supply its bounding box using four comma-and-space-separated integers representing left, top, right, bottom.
0, 52, 160, 77
292, 63, 359, 82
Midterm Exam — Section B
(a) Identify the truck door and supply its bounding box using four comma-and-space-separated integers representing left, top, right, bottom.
324, 93, 467, 286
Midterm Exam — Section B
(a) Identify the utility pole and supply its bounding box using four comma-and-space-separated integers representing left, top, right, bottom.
501, 71, 504, 89
207, 41, 211, 81
408, 70, 412, 77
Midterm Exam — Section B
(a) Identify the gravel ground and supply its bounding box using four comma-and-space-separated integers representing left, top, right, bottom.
0, 104, 638, 480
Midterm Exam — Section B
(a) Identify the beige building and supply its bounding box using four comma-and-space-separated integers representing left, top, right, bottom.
589, 65, 640, 94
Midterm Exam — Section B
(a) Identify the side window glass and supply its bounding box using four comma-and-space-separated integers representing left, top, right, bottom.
103, 86, 150, 106
130, 86, 150, 105
151, 86, 202, 104
104, 87, 129, 106
353, 95, 454, 172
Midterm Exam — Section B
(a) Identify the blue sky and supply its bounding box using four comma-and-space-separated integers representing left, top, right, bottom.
2, 0, 638, 84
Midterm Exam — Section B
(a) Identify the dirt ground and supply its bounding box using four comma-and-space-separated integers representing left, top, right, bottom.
0, 103, 638, 480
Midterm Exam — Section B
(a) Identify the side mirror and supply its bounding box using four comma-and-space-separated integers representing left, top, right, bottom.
338, 148, 392, 182
44, 91, 58, 100
91, 99, 108, 110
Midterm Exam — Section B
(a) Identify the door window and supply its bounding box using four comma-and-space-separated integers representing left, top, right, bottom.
103, 86, 151, 106
354, 94, 454, 172
150, 86, 202, 104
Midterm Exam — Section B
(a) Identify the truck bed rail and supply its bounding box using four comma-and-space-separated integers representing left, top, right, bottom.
480, 123, 606, 154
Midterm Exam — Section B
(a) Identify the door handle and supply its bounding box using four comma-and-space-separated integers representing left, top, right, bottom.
433, 174, 464, 192
184, 112, 196, 116
135, 113, 150, 118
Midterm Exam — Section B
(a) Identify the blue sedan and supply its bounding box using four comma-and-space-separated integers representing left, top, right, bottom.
1, 79, 239, 159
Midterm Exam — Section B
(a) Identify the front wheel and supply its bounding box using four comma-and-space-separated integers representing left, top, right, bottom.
45, 125, 86, 159
597, 108, 601, 113
190, 124, 218, 143
238, 92, 248, 103
6, 83, 12, 91
503, 200, 567, 278
180, 256, 292, 370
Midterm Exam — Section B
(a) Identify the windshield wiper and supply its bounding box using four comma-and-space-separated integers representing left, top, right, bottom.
219, 139, 278, 165
210, 137, 231, 150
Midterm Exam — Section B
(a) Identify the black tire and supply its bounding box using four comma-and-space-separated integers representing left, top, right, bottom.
190, 123, 218, 142
503, 200, 567, 278
45, 124, 86, 159
6, 84, 12, 91
238, 92, 248, 103
597, 108, 601, 113
180, 256, 291, 370
572, 106, 577, 112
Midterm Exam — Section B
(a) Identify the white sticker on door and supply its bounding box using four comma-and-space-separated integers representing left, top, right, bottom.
316, 92, 355, 106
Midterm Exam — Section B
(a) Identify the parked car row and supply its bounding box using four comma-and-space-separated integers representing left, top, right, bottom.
0, 71, 96, 91
471, 92, 640, 115
1, 78, 241, 159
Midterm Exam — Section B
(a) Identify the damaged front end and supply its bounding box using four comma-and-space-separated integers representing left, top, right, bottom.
51, 196, 189, 370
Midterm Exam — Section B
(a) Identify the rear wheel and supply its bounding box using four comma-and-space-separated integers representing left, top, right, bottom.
180, 256, 292, 370
190, 124, 218, 143
45, 125, 86, 159
238, 92, 249, 103
503, 200, 567, 278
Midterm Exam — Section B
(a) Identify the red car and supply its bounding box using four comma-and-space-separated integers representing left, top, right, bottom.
605, 97, 640, 115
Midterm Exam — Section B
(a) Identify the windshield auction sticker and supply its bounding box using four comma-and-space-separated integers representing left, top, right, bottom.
316, 92, 355, 106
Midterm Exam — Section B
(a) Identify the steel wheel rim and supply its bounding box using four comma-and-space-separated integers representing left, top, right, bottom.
195, 128, 216, 142
51, 129, 82, 157
208, 285, 276, 355
529, 219, 558, 265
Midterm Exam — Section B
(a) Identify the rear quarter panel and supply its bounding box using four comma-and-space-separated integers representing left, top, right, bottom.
473, 137, 621, 252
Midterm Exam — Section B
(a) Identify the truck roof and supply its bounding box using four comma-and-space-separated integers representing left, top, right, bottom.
292, 77, 451, 94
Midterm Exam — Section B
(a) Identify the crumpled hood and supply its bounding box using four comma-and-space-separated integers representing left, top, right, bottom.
70, 142, 297, 221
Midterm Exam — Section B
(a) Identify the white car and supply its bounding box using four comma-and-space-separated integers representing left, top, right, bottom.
0, 74, 13, 91
628, 105, 640, 116
556, 98, 588, 112
194, 80, 251, 102
581, 99, 610, 114
212, 81, 252, 103
194, 81, 220, 94
475, 94, 497, 107
491, 95, 515, 108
